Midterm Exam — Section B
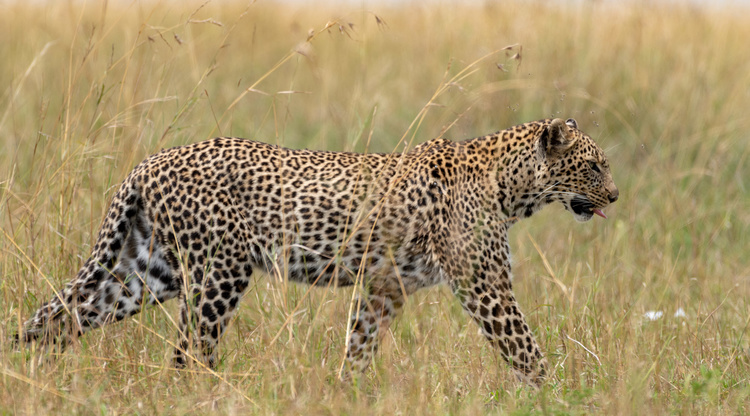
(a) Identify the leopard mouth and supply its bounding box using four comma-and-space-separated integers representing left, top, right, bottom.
570, 196, 607, 220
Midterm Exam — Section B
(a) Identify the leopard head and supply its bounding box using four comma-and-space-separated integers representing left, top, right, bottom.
536, 118, 619, 222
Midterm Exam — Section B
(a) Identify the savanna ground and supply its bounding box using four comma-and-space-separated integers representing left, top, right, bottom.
1, 1, 749, 414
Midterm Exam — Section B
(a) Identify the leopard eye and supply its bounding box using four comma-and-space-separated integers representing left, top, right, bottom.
588, 161, 600, 173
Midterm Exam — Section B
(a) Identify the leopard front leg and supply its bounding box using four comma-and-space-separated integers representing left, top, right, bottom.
434, 214, 547, 386
340, 284, 406, 379
452, 276, 547, 386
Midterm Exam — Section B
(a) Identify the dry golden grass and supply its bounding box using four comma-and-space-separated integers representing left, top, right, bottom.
1, 1, 749, 414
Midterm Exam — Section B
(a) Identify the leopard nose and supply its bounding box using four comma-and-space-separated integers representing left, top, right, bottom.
608, 188, 619, 203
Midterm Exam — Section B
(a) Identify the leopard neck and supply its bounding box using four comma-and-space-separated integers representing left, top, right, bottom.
463, 128, 549, 221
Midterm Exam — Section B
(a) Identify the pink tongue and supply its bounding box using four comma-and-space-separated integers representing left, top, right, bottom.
593, 209, 607, 219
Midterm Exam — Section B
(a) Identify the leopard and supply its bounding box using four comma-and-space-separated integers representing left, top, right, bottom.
15, 117, 618, 386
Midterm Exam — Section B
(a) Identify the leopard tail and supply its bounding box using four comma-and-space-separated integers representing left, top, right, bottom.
14, 176, 142, 348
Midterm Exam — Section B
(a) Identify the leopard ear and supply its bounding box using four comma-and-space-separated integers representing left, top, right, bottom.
541, 118, 577, 158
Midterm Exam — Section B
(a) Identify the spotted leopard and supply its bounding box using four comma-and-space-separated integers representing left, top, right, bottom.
16, 118, 618, 385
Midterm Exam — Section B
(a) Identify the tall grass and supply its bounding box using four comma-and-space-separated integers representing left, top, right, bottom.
1, 1, 749, 414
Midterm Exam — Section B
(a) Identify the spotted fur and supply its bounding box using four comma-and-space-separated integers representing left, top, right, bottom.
16, 118, 617, 385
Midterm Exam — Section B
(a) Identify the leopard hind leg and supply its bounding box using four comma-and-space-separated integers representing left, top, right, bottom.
171, 261, 252, 369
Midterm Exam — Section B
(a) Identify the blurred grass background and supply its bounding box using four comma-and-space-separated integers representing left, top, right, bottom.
1, 0, 749, 414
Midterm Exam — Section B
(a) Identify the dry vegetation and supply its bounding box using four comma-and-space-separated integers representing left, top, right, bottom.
1, 1, 749, 414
